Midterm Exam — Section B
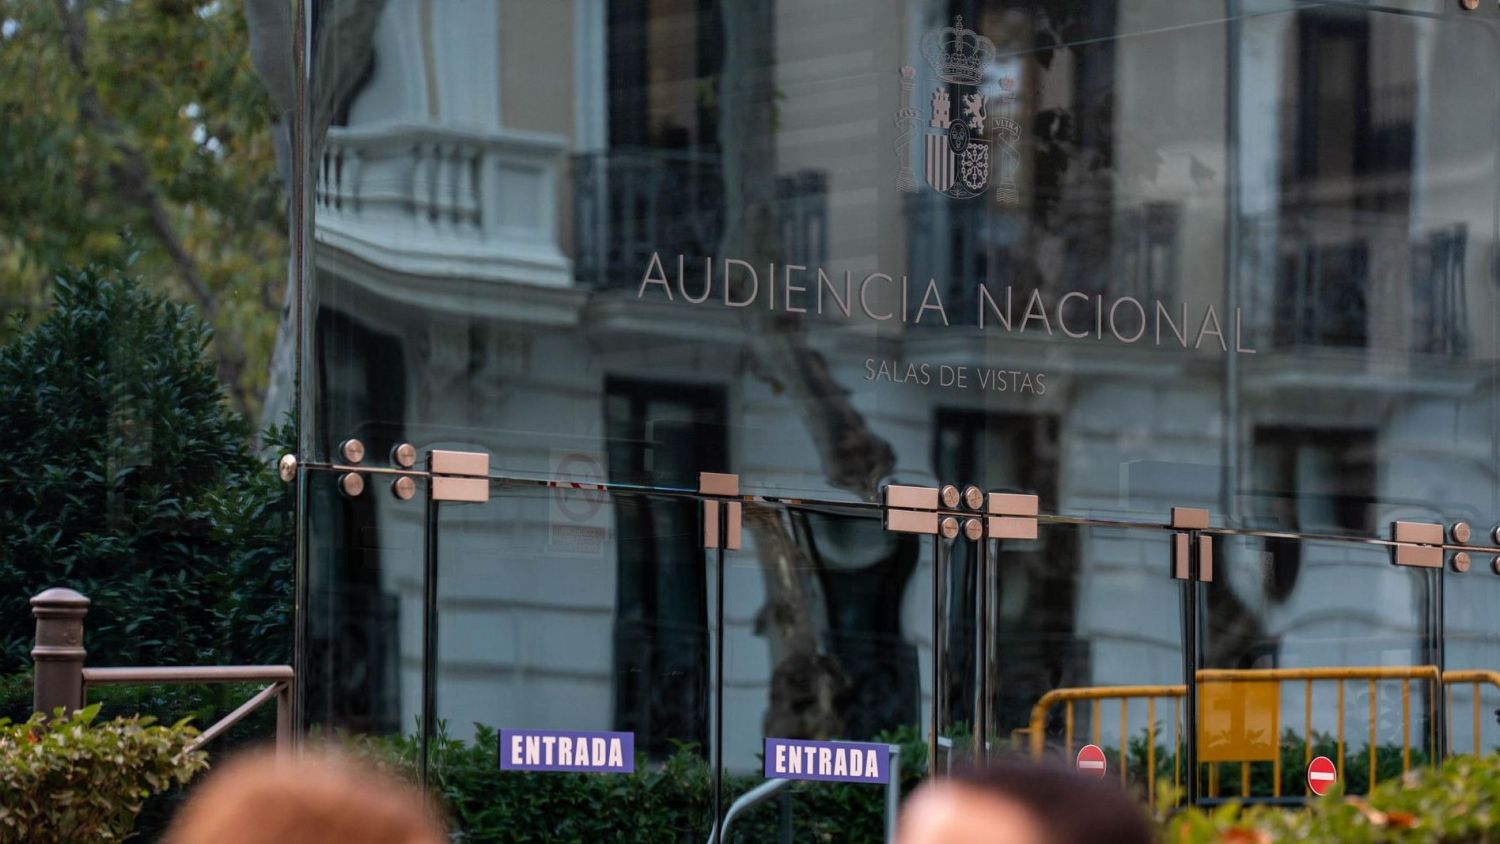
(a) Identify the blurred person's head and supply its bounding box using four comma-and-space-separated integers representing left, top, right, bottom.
898, 759, 1155, 844
165, 749, 446, 844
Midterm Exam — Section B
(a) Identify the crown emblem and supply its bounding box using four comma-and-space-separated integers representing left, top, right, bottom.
920, 16, 996, 85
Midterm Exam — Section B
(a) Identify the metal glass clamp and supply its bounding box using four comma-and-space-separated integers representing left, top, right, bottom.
883, 484, 1038, 541
700, 472, 742, 550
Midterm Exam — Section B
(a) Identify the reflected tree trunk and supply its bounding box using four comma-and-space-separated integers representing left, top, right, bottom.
717, 0, 895, 740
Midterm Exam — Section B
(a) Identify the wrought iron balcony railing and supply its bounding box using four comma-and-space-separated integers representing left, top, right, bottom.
1240, 212, 1469, 358
571, 147, 828, 290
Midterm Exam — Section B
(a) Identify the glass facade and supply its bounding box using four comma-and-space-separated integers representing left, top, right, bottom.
296, 0, 1500, 834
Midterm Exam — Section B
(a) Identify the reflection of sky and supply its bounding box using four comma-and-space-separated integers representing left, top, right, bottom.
2, 19, 18, 39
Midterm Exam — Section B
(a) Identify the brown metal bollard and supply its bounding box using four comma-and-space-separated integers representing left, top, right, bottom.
31, 587, 90, 716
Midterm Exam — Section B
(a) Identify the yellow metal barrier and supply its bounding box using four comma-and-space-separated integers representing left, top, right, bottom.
1444, 670, 1500, 756
1026, 683, 1185, 804
1023, 666, 1500, 804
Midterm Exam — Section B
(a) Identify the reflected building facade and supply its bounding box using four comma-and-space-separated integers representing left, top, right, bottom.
297, 0, 1500, 818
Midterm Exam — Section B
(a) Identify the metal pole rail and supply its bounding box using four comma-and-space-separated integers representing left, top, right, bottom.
30, 587, 294, 756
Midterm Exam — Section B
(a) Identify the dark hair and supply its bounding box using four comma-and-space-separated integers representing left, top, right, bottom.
945, 758, 1156, 844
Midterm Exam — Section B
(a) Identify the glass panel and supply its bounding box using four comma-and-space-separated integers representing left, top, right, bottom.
302, 469, 424, 744
1223, 2, 1500, 538
1199, 535, 1440, 800
304, 1, 1500, 534
1444, 562, 1500, 757
996, 524, 1187, 807
719, 501, 923, 842
433, 483, 715, 841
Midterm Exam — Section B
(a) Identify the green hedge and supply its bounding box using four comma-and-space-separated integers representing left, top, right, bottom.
357, 723, 1500, 843
1166, 753, 1500, 842
0, 705, 207, 844
360, 722, 927, 843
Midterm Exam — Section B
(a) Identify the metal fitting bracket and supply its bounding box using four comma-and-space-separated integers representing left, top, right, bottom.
1391, 521, 1444, 568
429, 450, 490, 503
1170, 507, 1213, 583
701, 473, 742, 550
884, 484, 1038, 541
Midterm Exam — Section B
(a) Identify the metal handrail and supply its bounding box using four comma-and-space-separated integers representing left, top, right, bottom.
83, 666, 293, 684
83, 665, 295, 756
709, 777, 794, 844
30, 587, 295, 758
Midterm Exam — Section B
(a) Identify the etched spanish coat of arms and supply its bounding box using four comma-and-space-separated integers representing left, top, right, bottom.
895, 17, 1018, 203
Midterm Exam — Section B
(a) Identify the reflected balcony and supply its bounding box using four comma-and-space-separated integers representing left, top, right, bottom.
315, 122, 572, 287
571, 147, 828, 290
1240, 212, 1469, 359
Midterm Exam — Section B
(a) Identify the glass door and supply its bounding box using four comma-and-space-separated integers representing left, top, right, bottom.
991, 520, 1191, 807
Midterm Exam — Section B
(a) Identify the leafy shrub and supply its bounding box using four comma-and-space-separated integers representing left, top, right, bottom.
357, 721, 1500, 843
0, 256, 293, 675
357, 722, 928, 843
1165, 752, 1500, 842
0, 704, 208, 844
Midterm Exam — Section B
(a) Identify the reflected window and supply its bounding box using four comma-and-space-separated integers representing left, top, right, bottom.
1272, 8, 1419, 353
578, 1, 827, 288
604, 378, 726, 758
607, 0, 722, 151
1249, 426, 1375, 600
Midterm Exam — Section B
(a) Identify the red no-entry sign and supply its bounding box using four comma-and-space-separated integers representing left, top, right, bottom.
1307, 755, 1337, 795
1076, 744, 1106, 777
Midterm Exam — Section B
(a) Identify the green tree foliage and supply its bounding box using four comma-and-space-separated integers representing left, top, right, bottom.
0, 704, 208, 844
0, 257, 292, 675
0, 0, 285, 413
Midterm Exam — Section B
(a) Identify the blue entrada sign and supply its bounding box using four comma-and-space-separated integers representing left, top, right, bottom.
499, 729, 634, 773
763, 737, 890, 784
